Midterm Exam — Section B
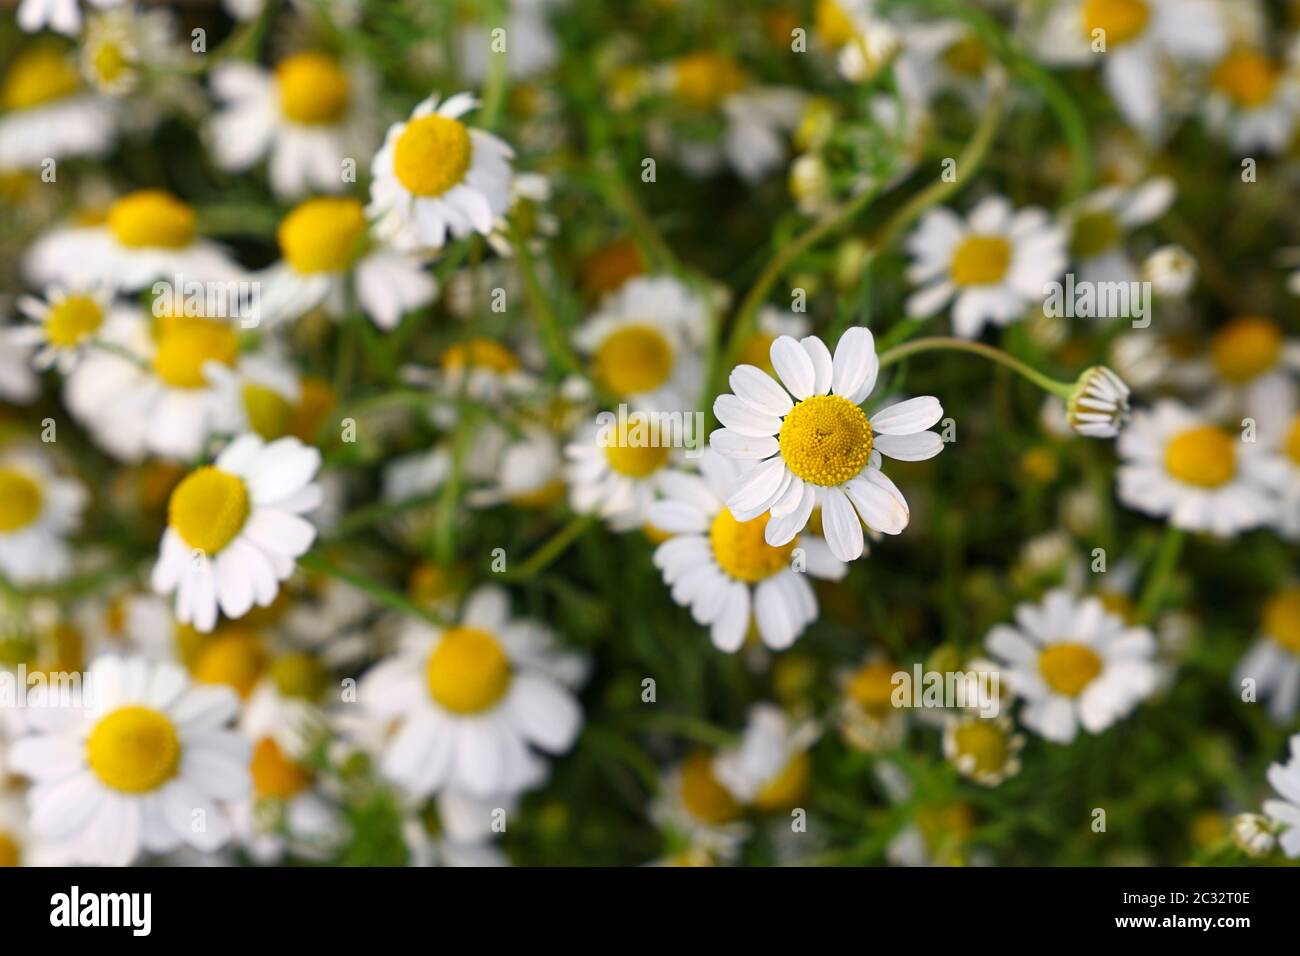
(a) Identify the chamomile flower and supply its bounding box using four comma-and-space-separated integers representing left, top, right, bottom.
1263, 733, 1300, 858
573, 276, 711, 412
985, 588, 1159, 744
368, 92, 514, 250
0, 44, 115, 169
1061, 177, 1175, 285
151, 434, 323, 634
457, 0, 560, 82
649, 749, 750, 864
565, 411, 681, 531
1203, 46, 1300, 153
357, 586, 585, 798
942, 714, 1025, 787
207, 52, 377, 199
1234, 587, 1300, 724
16, 0, 120, 36
647, 451, 846, 652
400, 795, 510, 868
1066, 365, 1132, 438
11, 279, 131, 372
836, 658, 908, 752
0, 447, 87, 586
1194, 316, 1300, 415
1116, 399, 1283, 536
712, 705, 819, 810
710, 327, 944, 562
8, 654, 250, 867
905, 196, 1068, 339
24, 189, 243, 291
79, 5, 181, 97
429, 337, 538, 404
466, 424, 565, 510
1246, 378, 1300, 539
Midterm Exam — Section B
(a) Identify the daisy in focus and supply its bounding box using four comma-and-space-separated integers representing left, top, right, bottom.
357, 586, 586, 798
710, 327, 944, 562
647, 450, 846, 653
905, 196, 1068, 339
151, 434, 323, 633
0, 43, 115, 169
985, 588, 1159, 744
367, 92, 514, 250
8, 655, 249, 867
0, 446, 87, 585
1263, 733, 1300, 858
1234, 587, 1300, 724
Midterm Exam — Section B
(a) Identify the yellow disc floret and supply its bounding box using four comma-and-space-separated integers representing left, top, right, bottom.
1210, 316, 1282, 383
593, 324, 674, 396
709, 509, 796, 582
250, 737, 312, 799
1, 47, 80, 111
603, 416, 670, 478
846, 661, 899, 716
192, 628, 267, 698
441, 338, 520, 374
753, 751, 811, 811
1038, 643, 1103, 697
951, 719, 1009, 776
1069, 210, 1120, 259
1285, 415, 1300, 467
672, 52, 747, 110
393, 113, 474, 197
950, 235, 1011, 286
276, 52, 351, 125
679, 749, 741, 825
778, 394, 872, 486
1212, 49, 1280, 109
1164, 425, 1236, 488
152, 316, 240, 389
108, 190, 196, 249
269, 651, 329, 701
86, 705, 181, 793
278, 197, 367, 274
0, 468, 43, 533
168, 466, 251, 555
44, 294, 104, 348
1081, 0, 1150, 46
1264, 587, 1300, 654
426, 626, 511, 714
242, 383, 294, 440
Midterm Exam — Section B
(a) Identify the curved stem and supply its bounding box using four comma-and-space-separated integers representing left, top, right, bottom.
1137, 526, 1185, 623
500, 516, 594, 581
877, 336, 1074, 398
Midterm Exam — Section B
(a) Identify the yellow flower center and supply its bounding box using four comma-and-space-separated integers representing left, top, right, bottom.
941, 36, 990, 77
672, 52, 747, 110
44, 294, 105, 348
0, 833, 19, 867
679, 749, 740, 824
440, 338, 520, 374
709, 509, 796, 583
1164, 425, 1236, 488
425, 626, 511, 714
1038, 642, 1103, 697
1070, 210, 1121, 259
753, 751, 811, 811
107, 189, 196, 249
951, 720, 1008, 775
269, 651, 329, 701
250, 736, 312, 799
1, 47, 80, 111
1264, 587, 1300, 654
950, 235, 1011, 286
276, 52, 351, 124
91, 42, 129, 86
738, 333, 777, 374
86, 705, 181, 794
0, 468, 43, 533
593, 324, 674, 396
242, 383, 294, 440
152, 315, 240, 389
392, 113, 474, 197
814, 0, 857, 48
1081, 0, 1150, 46
1099, 591, 1137, 625
168, 466, 251, 555
408, 561, 462, 607
278, 197, 367, 274
192, 629, 267, 698
579, 238, 645, 300
847, 661, 898, 716
1285, 415, 1300, 467
1210, 316, 1282, 383
1212, 50, 1280, 109
778, 394, 872, 487
289, 377, 336, 443
603, 416, 671, 478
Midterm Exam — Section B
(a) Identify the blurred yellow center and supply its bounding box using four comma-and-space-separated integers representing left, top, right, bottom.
393, 114, 473, 197
193, 629, 267, 698
426, 626, 511, 714
45, 295, 104, 348
441, 338, 520, 374
1, 48, 79, 110
709, 509, 796, 582
86, 705, 181, 793
1164, 426, 1236, 488
1285, 415, 1300, 466
1264, 587, 1300, 654
251, 737, 312, 799
778, 394, 872, 486
0, 468, 42, 532
593, 324, 673, 396
276, 52, 350, 124
0, 833, 18, 867
950, 235, 1011, 286
603, 418, 670, 478
1082, 0, 1149, 45
152, 316, 239, 389
814, 0, 857, 47
848, 661, 898, 716
278, 197, 366, 274
169, 466, 250, 555
1070, 210, 1120, 258
1211, 316, 1282, 383
672, 52, 747, 110
753, 751, 811, 811
91, 42, 129, 86
270, 651, 329, 701
952, 720, 1008, 775
738, 333, 777, 374
679, 750, 740, 824
242, 383, 294, 440
1038, 643, 1102, 696
108, 190, 196, 249
1212, 50, 1279, 108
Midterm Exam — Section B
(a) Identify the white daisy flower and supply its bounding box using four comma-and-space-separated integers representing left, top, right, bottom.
466, 424, 565, 510
1263, 733, 1300, 858
649, 749, 750, 863
1061, 177, 1175, 285
426, 337, 538, 405
367, 92, 514, 251
16, 0, 120, 36
1116, 399, 1284, 536
0, 319, 41, 403
565, 410, 681, 531
0, 789, 76, 866
712, 704, 819, 810
0, 44, 115, 168
1193, 315, 1300, 417
1246, 377, 1300, 539
357, 585, 585, 798
151, 434, 323, 633
206, 52, 377, 200
10, 279, 134, 372
573, 275, 711, 412
710, 326, 944, 562
1203, 46, 1300, 154
942, 714, 1025, 787
894, 19, 1005, 108
8, 654, 250, 866
647, 450, 846, 652
1234, 587, 1300, 724
836, 658, 908, 753
24, 189, 243, 291
905, 196, 1068, 339
985, 588, 1159, 744
457, 0, 560, 82
1231, 812, 1276, 859
0, 447, 87, 586
79, 5, 182, 97
401, 799, 510, 868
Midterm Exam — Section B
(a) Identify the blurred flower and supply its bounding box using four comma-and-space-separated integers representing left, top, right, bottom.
0, 43, 115, 168
1263, 734, 1300, 857
0, 446, 86, 585
713, 704, 818, 810
1234, 586, 1300, 723
1067, 365, 1131, 438
943, 713, 1025, 787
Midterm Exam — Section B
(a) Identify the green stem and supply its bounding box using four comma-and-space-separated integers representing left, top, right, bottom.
1136, 526, 1185, 623
877, 336, 1074, 398
479, 0, 510, 130
500, 516, 594, 581
299, 553, 448, 626
512, 223, 588, 383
